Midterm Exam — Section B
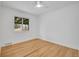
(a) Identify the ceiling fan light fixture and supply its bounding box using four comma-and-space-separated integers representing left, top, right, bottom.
35, 1, 43, 8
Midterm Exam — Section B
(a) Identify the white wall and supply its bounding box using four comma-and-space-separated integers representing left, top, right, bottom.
40, 4, 79, 49
0, 6, 3, 46
0, 6, 39, 47
0, 2, 79, 50
0, 2, 2, 6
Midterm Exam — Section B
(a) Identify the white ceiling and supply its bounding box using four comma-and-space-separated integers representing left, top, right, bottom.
2, 1, 79, 15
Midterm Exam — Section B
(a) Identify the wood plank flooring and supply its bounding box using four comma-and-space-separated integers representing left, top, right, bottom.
1, 39, 79, 57
0, 47, 1, 56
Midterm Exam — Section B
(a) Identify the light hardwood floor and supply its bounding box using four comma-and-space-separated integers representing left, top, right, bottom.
1, 39, 79, 57
0, 47, 1, 56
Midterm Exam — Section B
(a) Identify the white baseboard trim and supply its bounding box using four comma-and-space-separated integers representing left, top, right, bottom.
39, 37, 79, 50
1, 37, 39, 47
1, 37, 79, 50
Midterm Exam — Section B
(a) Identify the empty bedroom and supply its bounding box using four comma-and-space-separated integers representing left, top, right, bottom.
0, 0, 79, 57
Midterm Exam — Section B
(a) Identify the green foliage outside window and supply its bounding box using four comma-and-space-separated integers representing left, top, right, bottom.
14, 16, 29, 31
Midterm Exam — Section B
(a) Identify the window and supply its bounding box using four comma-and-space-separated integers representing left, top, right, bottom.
14, 16, 29, 31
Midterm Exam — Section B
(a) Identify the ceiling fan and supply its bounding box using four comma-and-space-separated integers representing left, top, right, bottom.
35, 1, 44, 8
